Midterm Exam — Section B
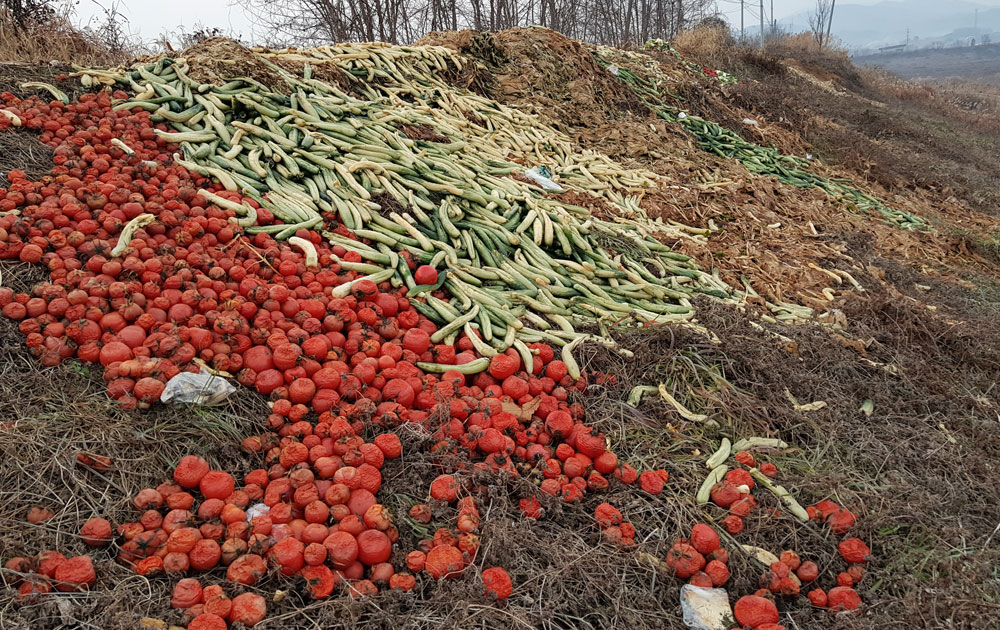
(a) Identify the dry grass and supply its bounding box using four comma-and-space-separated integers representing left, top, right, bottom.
859, 66, 1000, 135
0, 6, 132, 65
681, 39, 1000, 213
922, 78, 1000, 115
0, 124, 53, 189
766, 33, 844, 58
672, 25, 734, 60
579, 284, 1000, 628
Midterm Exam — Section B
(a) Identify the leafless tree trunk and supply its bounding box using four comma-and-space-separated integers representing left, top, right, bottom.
808, 0, 832, 47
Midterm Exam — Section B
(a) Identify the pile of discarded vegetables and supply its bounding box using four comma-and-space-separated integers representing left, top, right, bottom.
642, 39, 739, 85
598, 45, 929, 232
88, 42, 737, 358
0, 38, 868, 630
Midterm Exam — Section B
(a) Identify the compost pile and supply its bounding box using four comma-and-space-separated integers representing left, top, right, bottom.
0, 36, 879, 630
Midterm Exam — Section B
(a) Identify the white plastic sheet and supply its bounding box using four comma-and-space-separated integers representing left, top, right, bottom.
680, 584, 734, 630
160, 370, 236, 406
524, 167, 565, 192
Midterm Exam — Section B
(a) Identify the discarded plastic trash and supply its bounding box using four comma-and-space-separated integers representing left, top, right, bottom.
678, 111, 688, 119
245, 503, 270, 520
742, 118, 760, 127
524, 166, 565, 192
680, 584, 734, 630
606, 64, 619, 76
160, 370, 237, 406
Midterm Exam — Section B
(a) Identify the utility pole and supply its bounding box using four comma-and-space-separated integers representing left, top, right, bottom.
760, 0, 764, 46
771, 0, 774, 36
825, 0, 836, 47
741, 0, 745, 42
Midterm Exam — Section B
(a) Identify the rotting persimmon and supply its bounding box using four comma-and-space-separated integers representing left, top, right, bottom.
226, 553, 267, 585
80, 518, 112, 546
424, 545, 464, 580
665, 542, 705, 579
170, 577, 203, 609
482, 567, 512, 600
52, 555, 95, 591
301, 564, 337, 599
229, 592, 267, 626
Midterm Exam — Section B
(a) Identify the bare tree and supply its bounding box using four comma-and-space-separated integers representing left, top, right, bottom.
0, 0, 56, 29
239, 0, 717, 47
240, 0, 409, 44
808, 0, 832, 47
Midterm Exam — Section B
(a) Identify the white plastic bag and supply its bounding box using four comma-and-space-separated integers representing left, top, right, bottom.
524, 167, 564, 192
245, 503, 270, 521
680, 584, 734, 630
160, 370, 237, 406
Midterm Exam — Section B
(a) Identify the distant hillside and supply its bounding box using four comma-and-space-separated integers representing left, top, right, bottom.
854, 42, 1000, 81
771, 0, 999, 51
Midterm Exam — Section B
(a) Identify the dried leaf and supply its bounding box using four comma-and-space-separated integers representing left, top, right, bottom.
502, 397, 541, 422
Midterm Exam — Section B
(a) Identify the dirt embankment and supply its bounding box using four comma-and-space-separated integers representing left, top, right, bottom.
704, 43, 1000, 215
427, 28, 1000, 310
424, 27, 1000, 628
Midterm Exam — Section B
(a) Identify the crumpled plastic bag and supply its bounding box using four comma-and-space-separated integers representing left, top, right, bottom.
160, 370, 236, 406
606, 64, 620, 76
245, 503, 270, 521
524, 166, 564, 192
680, 584, 733, 630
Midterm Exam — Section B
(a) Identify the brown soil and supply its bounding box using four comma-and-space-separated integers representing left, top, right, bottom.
178, 38, 287, 89
269, 56, 355, 92
421, 28, 649, 131
399, 123, 450, 143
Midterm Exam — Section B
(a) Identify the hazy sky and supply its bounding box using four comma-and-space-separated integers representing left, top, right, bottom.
72, 0, 1000, 44
716, 0, 882, 31
74, 0, 257, 43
